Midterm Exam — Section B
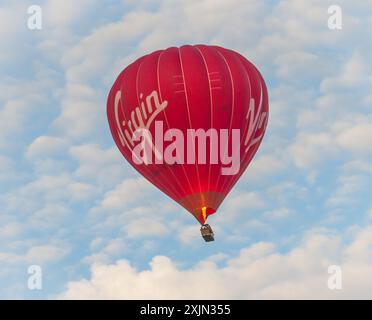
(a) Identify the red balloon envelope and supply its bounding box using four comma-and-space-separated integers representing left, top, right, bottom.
107, 45, 269, 225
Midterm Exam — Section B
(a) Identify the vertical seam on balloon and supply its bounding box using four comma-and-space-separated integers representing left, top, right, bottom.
156, 51, 193, 199
136, 60, 163, 163
219, 55, 252, 195
119, 82, 135, 151
135, 55, 181, 200
238, 58, 253, 153
213, 48, 235, 195
178, 46, 203, 199
135, 58, 175, 194
243, 77, 263, 151
194, 45, 213, 196
132, 57, 180, 199
223, 63, 264, 195
116, 69, 164, 207
155, 50, 194, 206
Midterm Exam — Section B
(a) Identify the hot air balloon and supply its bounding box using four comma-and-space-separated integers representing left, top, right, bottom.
107, 44, 269, 242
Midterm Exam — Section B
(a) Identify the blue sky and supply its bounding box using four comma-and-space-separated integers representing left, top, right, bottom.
0, 0, 371, 299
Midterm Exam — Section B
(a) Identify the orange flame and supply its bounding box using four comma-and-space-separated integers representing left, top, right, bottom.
201, 206, 207, 223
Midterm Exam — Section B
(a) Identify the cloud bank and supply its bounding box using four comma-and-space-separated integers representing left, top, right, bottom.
60, 226, 372, 299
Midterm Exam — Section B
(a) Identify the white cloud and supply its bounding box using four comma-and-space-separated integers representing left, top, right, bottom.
38, 0, 102, 63
69, 144, 127, 187
30, 203, 71, 229
342, 160, 372, 174
0, 100, 28, 149
88, 201, 177, 241
25, 245, 69, 264
52, 84, 104, 138
263, 207, 293, 220
336, 123, 372, 154
326, 175, 367, 208
321, 52, 370, 91
243, 152, 287, 182
99, 178, 154, 210
125, 218, 168, 238
251, 0, 363, 66
297, 109, 324, 129
83, 238, 127, 264
0, 222, 23, 238
59, 226, 372, 299
26, 136, 68, 158
27, 174, 96, 202
266, 181, 308, 205
0, 156, 16, 182
0, 244, 68, 265
367, 208, 372, 220
2, 173, 97, 215
178, 225, 201, 244
45, 0, 98, 28
212, 191, 266, 227
275, 51, 324, 79
224, 192, 265, 213
290, 114, 372, 168
290, 132, 337, 168
0, 3, 28, 67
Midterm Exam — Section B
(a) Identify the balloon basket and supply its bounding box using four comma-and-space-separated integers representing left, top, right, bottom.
200, 224, 215, 242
